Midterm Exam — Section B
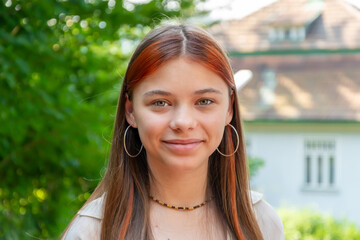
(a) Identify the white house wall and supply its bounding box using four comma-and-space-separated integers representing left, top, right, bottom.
247, 131, 360, 224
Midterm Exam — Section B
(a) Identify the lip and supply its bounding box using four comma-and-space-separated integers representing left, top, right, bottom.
162, 139, 204, 152
163, 139, 203, 144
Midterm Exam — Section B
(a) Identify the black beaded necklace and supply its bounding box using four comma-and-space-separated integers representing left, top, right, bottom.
149, 195, 214, 211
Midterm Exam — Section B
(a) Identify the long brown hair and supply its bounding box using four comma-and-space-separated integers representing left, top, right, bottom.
64, 24, 264, 240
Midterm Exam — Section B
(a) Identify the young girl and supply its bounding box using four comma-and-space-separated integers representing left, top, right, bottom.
61, 24, 284, 240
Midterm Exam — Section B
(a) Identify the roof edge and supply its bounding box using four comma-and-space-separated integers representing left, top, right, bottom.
228, 48, 360, 57
243, 119, 360, 124
243, 119, 360, 132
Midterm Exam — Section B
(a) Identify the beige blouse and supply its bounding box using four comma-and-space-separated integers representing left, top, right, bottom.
62, 191, 284, 240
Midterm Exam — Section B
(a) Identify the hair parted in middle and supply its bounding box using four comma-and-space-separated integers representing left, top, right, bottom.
82, 24, 264, 240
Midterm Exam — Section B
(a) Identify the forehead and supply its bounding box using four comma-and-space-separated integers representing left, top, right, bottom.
132, 57, 229, 97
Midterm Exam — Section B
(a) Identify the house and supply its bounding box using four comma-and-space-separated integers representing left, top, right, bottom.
208, 0, 360, 224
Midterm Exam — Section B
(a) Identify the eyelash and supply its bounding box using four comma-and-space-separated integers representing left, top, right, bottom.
197, 98, 214, 106
152, 100, 168, 107
151, 98, 214, 107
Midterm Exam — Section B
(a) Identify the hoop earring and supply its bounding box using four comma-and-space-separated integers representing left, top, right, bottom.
216, 124, 240, 157
124, 125, 143, 158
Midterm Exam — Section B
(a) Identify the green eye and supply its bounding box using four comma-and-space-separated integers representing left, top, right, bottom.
198, 99, 212, 105
154, 100, 167, 107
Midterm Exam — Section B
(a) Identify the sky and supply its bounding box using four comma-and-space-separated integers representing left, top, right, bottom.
127, 0, 360, 22
127, 0, 278, 21
196, 0, 277, 21
198, 0, 360, 21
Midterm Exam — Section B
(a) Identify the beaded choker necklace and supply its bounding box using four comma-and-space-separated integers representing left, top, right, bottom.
149, 195, 214, 211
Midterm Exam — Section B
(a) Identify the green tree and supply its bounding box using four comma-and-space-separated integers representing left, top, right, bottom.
0, 0, 206, 239
279, 208, 360, 240
248, 157, 264, 178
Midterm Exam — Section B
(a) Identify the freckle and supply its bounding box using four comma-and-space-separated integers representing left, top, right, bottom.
155, 225, 159, 228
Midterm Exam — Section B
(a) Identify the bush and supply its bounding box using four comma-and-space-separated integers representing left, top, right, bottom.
278, 208, 360, 240
248, 157, 264, 178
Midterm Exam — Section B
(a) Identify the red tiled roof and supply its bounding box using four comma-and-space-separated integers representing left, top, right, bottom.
233, 54, 360, 122
207, 0, 360, 122
208, 0, 360, 52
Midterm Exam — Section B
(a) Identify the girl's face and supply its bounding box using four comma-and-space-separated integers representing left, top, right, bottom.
125, 57, 233, 172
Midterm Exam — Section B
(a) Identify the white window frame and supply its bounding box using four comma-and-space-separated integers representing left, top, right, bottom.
268, 26, 307, 42
302, 138, 338, 192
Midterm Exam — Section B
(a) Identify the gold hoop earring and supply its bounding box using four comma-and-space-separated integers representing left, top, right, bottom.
124, 125, 143, 158
216, 124, 240, 157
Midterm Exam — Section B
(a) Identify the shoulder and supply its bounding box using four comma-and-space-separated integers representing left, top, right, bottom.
250, 191, 285, 240
61, 194, 105, 240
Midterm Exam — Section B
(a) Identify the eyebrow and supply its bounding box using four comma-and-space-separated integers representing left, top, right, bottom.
143, 90, 172, 97
194, 88, 223, 95
143, 88, 223, 97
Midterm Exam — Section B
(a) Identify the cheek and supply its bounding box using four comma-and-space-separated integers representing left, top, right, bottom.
214, 122, 226, 145
201, 114, 226, 145
134, 111, 168, 145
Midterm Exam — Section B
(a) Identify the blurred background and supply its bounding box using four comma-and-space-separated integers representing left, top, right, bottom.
1, 0, 360, 239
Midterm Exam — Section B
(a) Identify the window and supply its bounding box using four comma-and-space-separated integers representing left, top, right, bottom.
303, 139, 336, 191
268, 26, 306, 42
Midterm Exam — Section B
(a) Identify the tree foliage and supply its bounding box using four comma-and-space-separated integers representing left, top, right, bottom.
279, 208, 360, 239
0, 0, 206, 238
248, 157, 264, 178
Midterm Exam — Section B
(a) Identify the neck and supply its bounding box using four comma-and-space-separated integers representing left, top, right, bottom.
148, 160, 210, 207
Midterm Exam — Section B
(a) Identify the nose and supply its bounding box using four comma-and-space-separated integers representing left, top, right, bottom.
169, 105, 197, 132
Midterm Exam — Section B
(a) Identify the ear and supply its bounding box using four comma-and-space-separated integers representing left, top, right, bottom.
125, 93, 137, 128
226, 91, 235, 125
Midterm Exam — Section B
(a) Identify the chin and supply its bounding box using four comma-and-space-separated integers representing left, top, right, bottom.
163, 155, 209, 172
